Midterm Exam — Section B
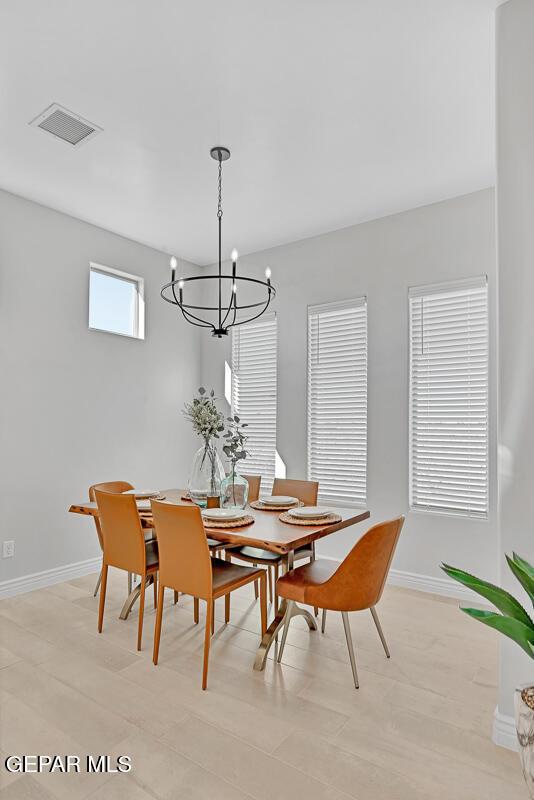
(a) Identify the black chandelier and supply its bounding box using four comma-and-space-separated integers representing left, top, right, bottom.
161, 146, 276, 338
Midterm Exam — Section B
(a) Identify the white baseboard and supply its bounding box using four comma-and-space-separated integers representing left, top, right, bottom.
0, 556, 101, 599
316, 555, 486, 603
492, 708, 518, 751
387, 567, 484, 603
0, 556, 487, 605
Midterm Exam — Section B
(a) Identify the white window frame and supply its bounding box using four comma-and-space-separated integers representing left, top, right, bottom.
88, 262, 145, 340
408, 275, 489, 519
231, 313, 278, 492
307, 297, 368, 508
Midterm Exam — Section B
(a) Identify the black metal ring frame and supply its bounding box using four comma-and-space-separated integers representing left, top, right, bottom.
161, 275, 275, 336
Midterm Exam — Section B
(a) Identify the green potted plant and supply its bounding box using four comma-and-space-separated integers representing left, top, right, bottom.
183, 387, 225, 507
441, 554, 534, 796
220, 414, 250, 509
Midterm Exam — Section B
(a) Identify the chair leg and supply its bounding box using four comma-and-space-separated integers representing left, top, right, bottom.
174, 590, 179, 605
194, 597, 199, 624
225, 551, 231, 623
202, 600, 213, 690
253, 563, 259, 599
311, 543, 319, 617
97, 564, 108, 633
273, 563, 279, 615
128, 572, 133, 594
341, 611, 359, 689
137, 576, 146, 651
93, 567, 102, 597
153, 573, 158, 609
370, 606, 390, 658
321, 608, 327, 633
268, 567, 273, 604
258, 573, 267, 636
211, 600, 215, 635
277, 600, 295, 663
153, 583, 165, 665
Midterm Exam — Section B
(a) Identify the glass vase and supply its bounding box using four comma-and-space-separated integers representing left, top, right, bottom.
515, 684, 534, 798
220, 469, 249, 510
188, 443, 225, 508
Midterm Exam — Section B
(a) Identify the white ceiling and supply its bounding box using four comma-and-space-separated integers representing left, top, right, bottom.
1, 0, 498, 265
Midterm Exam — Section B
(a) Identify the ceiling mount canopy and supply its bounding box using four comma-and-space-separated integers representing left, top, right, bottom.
161, 147, 276, 338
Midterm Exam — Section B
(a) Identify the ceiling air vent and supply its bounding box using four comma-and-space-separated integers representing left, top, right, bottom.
29, 103, 102, 147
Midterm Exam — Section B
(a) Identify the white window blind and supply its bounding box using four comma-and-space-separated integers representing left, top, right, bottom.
231, 314, 277, 491
307, 298, 367, 506
409, 276, 489, 517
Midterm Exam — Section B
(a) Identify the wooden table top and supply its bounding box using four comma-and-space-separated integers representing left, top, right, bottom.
69, 489, 370, 555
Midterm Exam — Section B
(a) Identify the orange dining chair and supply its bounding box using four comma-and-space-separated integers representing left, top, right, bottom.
276, 517, 405, 688
176, 532, 234, 609
242, 474, 261, 503
151, 501, 267, 689
95, 490, 159, 651
227, 478, 320, 611
89, 481, 134, 597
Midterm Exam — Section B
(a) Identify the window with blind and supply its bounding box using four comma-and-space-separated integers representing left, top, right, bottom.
409, 276, 489, 517
307, 298, 367, 506
231, 314, 277, 492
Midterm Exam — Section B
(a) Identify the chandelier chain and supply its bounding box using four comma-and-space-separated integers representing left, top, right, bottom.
217, 158, 223, 219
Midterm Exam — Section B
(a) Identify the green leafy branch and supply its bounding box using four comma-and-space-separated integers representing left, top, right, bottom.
441, 553, 534, 659
183, 387, 225, 444
222, 414, 249, 469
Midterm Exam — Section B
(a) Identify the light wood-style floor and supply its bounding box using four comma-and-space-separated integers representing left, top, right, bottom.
0, 570, 523, 800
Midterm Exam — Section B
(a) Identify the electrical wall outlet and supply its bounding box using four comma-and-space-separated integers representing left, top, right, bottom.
2, 540, 15, 558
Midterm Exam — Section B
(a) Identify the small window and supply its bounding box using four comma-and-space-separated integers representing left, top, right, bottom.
89, 263, 145, 339
409, 276, 489, 518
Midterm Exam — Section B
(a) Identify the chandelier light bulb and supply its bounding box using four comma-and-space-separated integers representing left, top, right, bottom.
265, 267, 272, 280
170, 256, 178, 270
178, 279, 184, 289
232, 282, 237, 293
231, 248, 238, 263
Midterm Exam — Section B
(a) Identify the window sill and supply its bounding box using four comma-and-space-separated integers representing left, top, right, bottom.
409, 505, 488, 522
89, 325, 144, 341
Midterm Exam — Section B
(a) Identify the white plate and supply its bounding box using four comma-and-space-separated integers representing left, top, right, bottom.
136, 500, 154, 511
201, 507, 246, 523
288, 506, 332, 519
124, 489, 160, 499
261, 495, 298, 506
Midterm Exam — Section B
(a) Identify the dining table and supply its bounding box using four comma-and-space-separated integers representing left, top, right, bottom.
69, 489, 370, 670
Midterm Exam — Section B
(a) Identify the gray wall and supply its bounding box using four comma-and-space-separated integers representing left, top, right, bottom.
0, 189, 201, 582
0, 187, 501, 595
496, 0, 534, 723
201, 189, 498, 582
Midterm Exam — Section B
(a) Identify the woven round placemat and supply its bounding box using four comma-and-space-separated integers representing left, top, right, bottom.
278, 511, 342, 526
203, 514, 255, 529
250, 499, 304, 511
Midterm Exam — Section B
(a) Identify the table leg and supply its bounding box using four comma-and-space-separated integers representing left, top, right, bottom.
119, 574, 154, 621
253, 550, 317, 671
